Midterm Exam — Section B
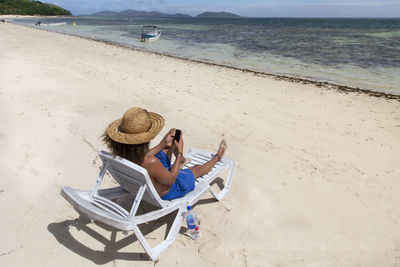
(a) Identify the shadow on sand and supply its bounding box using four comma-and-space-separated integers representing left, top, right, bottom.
48, 178, 224, 264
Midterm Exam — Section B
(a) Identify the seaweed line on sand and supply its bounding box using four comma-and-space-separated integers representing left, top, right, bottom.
12, 22, 400, 102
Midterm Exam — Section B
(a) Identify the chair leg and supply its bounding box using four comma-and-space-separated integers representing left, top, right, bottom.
132, 204, 186, 261
209, 161, 237, 201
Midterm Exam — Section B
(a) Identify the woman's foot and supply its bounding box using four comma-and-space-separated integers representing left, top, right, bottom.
215, 139, 227, 161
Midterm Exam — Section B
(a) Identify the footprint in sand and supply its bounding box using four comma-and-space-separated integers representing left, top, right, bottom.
197, 231, 231, 264
262, 139, 276, 152
231, 249, 248, 266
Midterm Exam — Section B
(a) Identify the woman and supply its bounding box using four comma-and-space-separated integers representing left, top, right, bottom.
103, 107, 227, 200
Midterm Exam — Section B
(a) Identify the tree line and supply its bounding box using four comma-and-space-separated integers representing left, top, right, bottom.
0, 0, 72, 16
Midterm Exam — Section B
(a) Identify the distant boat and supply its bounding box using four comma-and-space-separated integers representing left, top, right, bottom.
139, 25, 161, 42
41, 22, 67, 26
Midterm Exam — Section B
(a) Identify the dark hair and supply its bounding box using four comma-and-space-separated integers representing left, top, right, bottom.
102, 132, 149, 165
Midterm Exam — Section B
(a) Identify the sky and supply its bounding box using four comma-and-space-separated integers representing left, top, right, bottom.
47, 0, 400, 17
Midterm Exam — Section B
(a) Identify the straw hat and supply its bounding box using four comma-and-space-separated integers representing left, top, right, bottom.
106, 107, 164, 144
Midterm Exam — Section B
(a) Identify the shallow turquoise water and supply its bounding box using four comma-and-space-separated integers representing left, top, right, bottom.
15, 17, 400, 95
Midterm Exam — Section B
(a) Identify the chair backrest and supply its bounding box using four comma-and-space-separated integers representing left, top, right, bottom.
99, 151, 165, 208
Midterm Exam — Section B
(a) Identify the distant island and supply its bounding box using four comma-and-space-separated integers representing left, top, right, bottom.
0, 0, 71, 16
196, 11, 242, 18
91, 9, 190, 18
89, 9, 242, 18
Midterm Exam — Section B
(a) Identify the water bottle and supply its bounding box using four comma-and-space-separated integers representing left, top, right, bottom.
185, 206, 201, 240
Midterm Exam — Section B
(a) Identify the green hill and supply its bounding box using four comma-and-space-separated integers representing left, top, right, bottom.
0, 0, 72, 16
196, 11, 242, 18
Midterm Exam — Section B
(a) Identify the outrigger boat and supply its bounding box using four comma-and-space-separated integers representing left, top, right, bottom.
44, 22, 67, 26
36, 22, 67, 26
139, 25, 161, 42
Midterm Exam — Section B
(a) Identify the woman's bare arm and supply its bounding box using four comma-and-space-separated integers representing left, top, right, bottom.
144, 153, 183, 185
144, 131, 184, 186
147, 128, 175, 156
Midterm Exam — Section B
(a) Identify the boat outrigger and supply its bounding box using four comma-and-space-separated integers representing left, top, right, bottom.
139, 25, 161, 42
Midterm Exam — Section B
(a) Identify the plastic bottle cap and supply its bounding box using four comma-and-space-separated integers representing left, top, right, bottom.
187, 206, 191, 210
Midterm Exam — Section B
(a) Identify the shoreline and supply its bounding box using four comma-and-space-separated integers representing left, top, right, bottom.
11, 21, 400, 101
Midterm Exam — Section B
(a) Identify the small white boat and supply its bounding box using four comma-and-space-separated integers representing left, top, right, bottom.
139, 25, 161, 42
41, 22, 67, 26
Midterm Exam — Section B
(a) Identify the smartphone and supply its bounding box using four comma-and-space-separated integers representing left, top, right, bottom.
173, 129, 181, 142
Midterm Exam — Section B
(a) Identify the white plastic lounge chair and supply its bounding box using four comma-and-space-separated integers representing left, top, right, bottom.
61, 148, 237, 260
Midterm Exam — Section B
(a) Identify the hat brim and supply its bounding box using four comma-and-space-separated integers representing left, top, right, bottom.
106, 112, 164, 144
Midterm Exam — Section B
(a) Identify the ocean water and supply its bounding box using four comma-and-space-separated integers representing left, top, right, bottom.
15, 17, 400, 95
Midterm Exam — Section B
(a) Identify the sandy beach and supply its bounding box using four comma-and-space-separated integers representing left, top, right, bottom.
0, 22, 399, 266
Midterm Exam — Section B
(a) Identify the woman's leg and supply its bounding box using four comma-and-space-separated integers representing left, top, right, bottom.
189, 140, 227, 178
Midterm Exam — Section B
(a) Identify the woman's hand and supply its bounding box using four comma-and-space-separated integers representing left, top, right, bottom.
161, 128, 175, 149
